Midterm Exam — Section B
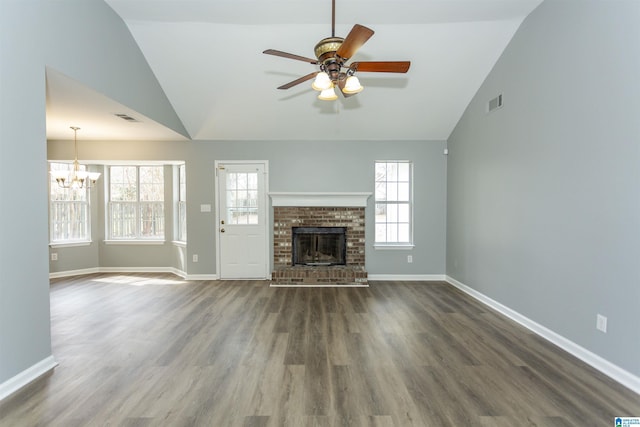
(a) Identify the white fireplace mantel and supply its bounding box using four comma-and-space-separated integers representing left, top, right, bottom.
269, 192, 371, 207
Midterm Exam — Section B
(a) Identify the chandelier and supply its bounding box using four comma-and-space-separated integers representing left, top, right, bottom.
50, 126, 100, 189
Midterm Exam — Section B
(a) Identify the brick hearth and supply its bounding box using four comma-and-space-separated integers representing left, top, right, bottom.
271, 265, 368, 285
272, 206, 367, 285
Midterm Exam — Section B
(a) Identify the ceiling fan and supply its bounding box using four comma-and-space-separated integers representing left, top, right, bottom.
263, 0, 411, 100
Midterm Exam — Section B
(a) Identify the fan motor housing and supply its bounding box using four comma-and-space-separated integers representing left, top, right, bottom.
314, 37, 344, 63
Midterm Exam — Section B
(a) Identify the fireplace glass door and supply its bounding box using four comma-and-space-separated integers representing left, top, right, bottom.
292, 227, 346, 266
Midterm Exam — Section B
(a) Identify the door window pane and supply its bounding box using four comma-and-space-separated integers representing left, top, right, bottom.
226, 172, 259, 225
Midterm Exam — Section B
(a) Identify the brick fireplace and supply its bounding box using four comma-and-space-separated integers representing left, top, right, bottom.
270, 192, 371, 286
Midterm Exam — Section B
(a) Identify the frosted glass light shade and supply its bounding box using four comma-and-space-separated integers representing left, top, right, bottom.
75, 170, 89, 180
343, 75, 363, 94
318, 86, 338, 101
312, 72, 332, 91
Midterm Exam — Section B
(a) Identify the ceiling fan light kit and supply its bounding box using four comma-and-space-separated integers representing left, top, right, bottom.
263, 0, 410, 101
318, 85, 339, 101
311, 72, 332, 91
342, 75, 363, 94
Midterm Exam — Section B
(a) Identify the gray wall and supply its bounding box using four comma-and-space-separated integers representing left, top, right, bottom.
0, 0, 52, 387
447, 0, 640, 377
48, 139, 448, 277
0, 0, 185, 386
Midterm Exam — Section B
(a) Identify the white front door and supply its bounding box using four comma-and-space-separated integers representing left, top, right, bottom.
217, 162, 268, 279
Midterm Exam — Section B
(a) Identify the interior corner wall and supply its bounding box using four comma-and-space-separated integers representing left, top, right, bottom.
0, 0, 185, 390
446, 0, 640, 377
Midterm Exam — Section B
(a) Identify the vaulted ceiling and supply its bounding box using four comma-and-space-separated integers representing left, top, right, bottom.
46, 0, 542, 141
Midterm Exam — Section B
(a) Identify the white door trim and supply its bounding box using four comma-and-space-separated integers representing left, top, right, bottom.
214, 160, 270, 279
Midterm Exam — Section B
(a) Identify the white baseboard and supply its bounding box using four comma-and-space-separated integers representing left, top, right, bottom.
49, 267, 189, 280
99, 267, 178, 274
445, 275, 640, 395
184, 274, 219, 280
49, 267, 100, 279
368, 274, 446, 281
0, 356, 58, 401
169, 268, 187, 279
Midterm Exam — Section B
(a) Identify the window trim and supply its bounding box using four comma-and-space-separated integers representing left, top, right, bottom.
373, 243, 416, 250
103, 240, 165, 245
176, 163, 187, 242
49, 241, 92, 249
48, 162, 92, 245
107, 165, 165, 241
374, 160, 414, 248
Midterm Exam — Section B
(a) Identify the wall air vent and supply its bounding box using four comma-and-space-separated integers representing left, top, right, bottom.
488, 94, 503, 113
114, 113, 140, 122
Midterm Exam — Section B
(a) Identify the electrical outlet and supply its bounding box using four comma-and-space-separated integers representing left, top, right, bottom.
596, 314, 607, 333
407, 255, 413, 263
51, 253, 58, 261
192, 254, 199, 263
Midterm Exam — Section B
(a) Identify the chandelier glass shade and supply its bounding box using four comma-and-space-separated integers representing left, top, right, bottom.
51, 127, 100, 189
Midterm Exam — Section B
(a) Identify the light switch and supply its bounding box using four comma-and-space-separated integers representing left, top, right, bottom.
200, 204, 211, 212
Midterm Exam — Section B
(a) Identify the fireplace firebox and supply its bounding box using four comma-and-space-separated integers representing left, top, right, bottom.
292, 227, 346, 266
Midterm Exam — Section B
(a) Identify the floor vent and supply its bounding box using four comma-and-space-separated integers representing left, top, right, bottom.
488, 94, 503, 112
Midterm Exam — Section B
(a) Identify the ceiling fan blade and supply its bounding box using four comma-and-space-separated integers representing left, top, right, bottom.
277, 72, 319, 90
350, 61, 411, 73
336, 24, 374, 60
263, 49, 318, 64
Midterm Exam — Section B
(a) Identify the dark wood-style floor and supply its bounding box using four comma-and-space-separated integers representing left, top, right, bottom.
1, 274, 638, 426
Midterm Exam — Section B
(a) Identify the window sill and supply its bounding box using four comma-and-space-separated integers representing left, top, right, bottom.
373, 244, 415, 250
50, 241, 92, 249
104, 240, 166, 245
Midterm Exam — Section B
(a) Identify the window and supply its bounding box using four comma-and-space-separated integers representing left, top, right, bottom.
109, 166, 164, 240
49, 162, 90, 243
374, 161, 412, 245
225, 171, 259, 225
177, 164, 187, 242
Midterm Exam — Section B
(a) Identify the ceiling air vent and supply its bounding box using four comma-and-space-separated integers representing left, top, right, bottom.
114, 113, 140, 122
488, 94, 503, 113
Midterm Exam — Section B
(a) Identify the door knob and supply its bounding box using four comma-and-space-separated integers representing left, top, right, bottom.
220, 228, 225, 233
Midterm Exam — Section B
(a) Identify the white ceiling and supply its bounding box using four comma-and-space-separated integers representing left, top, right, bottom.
46, 68, 189, 141
46, 0, 542, 141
